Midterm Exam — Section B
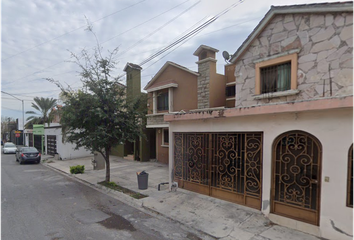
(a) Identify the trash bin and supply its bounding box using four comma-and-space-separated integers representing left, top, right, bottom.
137, 171, 149, 190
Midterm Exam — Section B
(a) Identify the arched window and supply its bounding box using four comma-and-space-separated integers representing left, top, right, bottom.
347, 144, 353, 208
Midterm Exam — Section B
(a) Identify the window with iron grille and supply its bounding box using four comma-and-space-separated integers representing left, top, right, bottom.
163, 129, 169, 145
226, 85, 236, 98
157, 92, 168, 111
347, 144, 353, 208
260, 61, 291, 94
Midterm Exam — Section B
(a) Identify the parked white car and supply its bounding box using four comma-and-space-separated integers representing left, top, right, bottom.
3, 142, 17, 154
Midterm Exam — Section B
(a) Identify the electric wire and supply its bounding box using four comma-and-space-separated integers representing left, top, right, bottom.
2, 0, 147, 62
139, 0, 245, 66
3, 0, 193, 87
3, 0, 247, 98
100, 0, 191, 45
118, 0, 201, 57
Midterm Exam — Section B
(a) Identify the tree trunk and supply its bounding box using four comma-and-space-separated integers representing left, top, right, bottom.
105, 154, 110, 182
104, 146, 111, 182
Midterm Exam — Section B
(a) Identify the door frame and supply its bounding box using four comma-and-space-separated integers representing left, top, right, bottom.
270, 130, 322, 226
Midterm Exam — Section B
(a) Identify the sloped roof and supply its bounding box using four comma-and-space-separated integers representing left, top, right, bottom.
229, 1, 353, 64
144, 61, 199, 90
144, 79, 178, 92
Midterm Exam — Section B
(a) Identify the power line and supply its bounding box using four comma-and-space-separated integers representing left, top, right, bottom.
2, 0, 146, 62
1, 97, 32, 101
100, 0, 192, 45
3, 1, 193, 87
118, 1, 200, 58
139, 0, 245, 66
1, 106, 23, 112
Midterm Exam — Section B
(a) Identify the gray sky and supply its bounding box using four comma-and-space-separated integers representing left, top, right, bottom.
1, 0, 342, 128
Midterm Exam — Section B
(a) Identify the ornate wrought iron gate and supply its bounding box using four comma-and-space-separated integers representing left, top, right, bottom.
174, 132, 263, 210
271, 131, 322, 225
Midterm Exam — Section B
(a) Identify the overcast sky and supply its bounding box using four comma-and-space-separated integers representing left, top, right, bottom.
1, 0, 343, 128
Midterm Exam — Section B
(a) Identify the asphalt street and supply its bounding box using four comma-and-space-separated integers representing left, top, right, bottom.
1, 151, 212, 240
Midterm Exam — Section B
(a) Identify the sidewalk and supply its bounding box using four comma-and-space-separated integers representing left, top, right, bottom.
41, 155, 322, 240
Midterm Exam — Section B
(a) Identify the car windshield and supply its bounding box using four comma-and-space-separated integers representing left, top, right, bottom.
4, 143, 16, 148
22, 147, 38, 153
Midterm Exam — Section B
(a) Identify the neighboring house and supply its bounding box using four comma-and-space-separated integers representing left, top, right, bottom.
44, 123, 92, 160
111, 63, 152, 162
143, 53, 226, 164
143, 61, 199, 164
165, 2, 353, 240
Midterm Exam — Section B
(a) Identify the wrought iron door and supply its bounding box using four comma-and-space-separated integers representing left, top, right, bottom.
34, 135, 42, 153
271, 131, 322, 225
174, 132, 262, 209
47, 135, 57, 155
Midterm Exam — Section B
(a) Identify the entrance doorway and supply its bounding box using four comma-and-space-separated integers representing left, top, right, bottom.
271, 131, 322, 225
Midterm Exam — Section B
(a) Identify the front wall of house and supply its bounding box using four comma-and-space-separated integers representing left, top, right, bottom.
157, 129, 169, 164
169, 108, 353, 240
235, 12, 353, 107
146, 65, 198, 113
210, 71, 226, 108
147, 92, 153, 114
169, 67, 198, 112
44, 128, 92, 160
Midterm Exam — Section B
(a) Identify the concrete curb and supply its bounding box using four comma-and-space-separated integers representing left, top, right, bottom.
41, 162, 217, 239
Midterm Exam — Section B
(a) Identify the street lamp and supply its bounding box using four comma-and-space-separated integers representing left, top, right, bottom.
1, 91, 25, 146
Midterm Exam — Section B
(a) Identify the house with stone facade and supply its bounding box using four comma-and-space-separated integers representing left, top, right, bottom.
165, 2, 353, 240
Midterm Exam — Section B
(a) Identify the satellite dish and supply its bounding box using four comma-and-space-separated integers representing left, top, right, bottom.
222, 51, 230, 60
222, 51, 231, 62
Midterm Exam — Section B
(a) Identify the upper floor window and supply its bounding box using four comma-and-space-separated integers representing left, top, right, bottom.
157, 92, 168, 111
347, 144, 353, 208
260, 62, 291, 94
255, 51, 298, 96
226, 85, 236, 98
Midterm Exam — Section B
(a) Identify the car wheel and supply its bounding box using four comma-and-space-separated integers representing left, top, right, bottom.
37, 160, 40, 164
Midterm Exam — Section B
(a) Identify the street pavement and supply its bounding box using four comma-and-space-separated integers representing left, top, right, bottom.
2, 152, 212, 240
42, 154, 323, 240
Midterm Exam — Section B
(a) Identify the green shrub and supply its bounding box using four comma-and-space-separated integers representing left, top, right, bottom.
70, 165, 85, 174
106, 181, 117, 187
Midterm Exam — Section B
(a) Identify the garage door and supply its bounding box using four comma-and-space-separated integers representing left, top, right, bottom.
174, 132, 263, 210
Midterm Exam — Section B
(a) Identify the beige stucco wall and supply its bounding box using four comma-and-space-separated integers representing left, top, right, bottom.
234, 12, 353, 107
157, 128, 169, 164
225, 64, 236, 84
210, 70, 226, 108
168, 107, 353, 240
146, 64, 198, 113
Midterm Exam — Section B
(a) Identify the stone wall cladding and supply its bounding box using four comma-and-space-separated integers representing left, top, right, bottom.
235, 12, 353, 108
197, 61, 210, 109
147, 115, 168, 126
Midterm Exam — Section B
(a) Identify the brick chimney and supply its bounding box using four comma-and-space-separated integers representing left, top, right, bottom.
124, 63, 142, 102
194, 45, 225, 109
